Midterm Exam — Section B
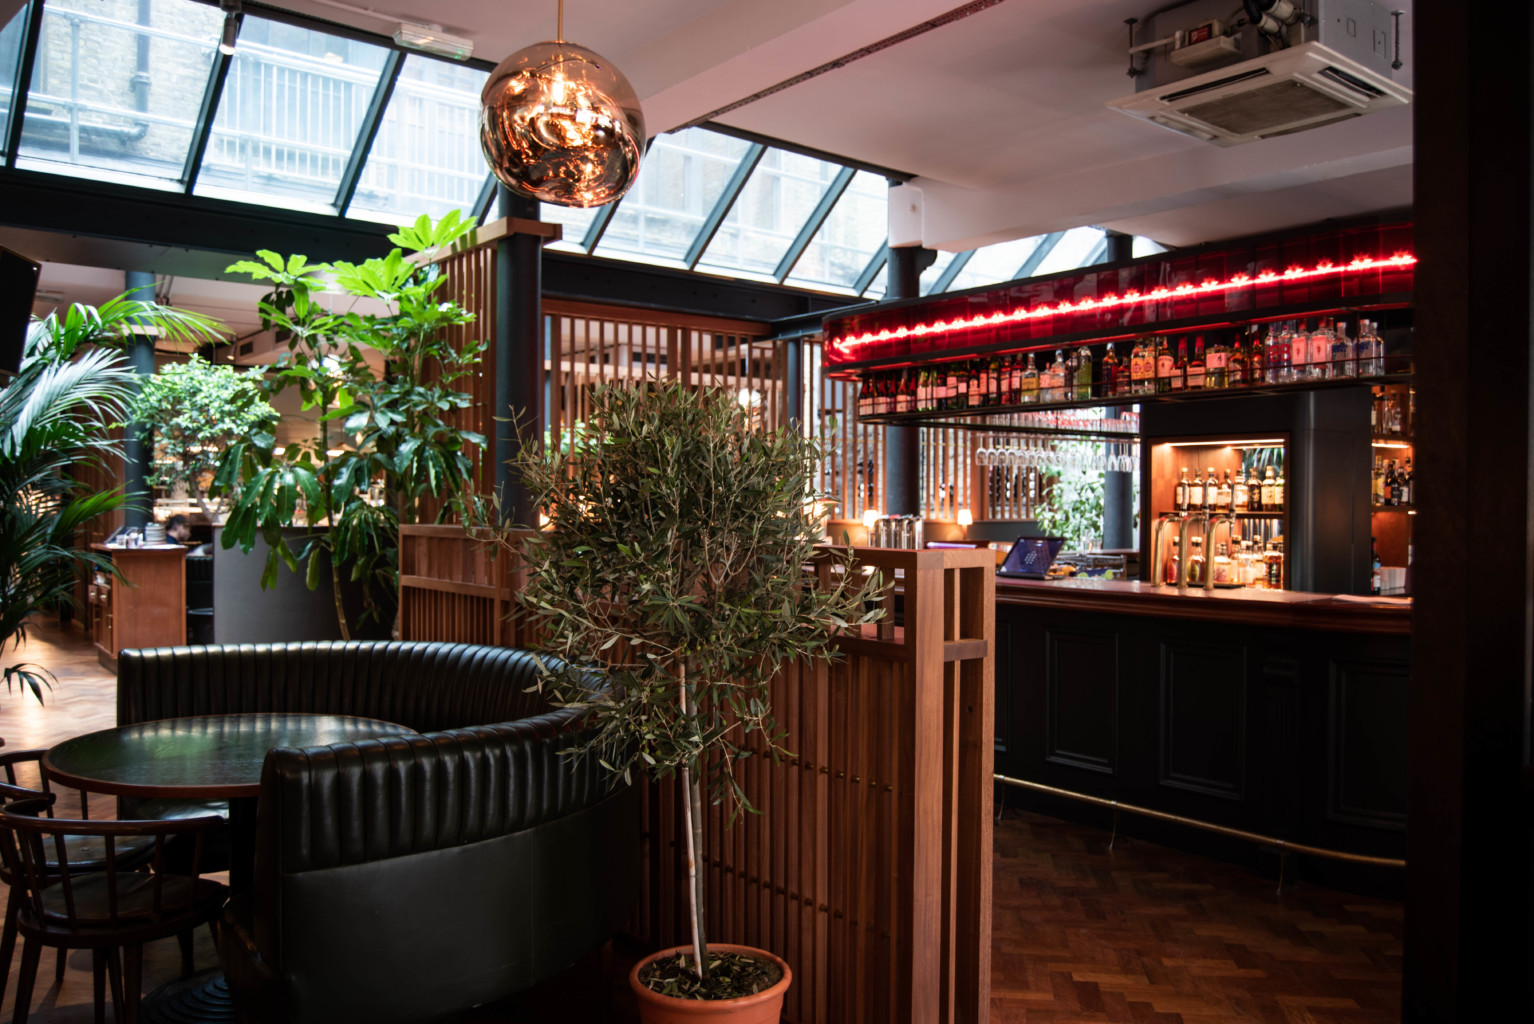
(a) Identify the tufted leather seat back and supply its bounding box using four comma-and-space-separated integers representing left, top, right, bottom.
117, 641, 557, 734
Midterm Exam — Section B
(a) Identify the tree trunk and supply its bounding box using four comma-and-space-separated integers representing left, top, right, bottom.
679, 663, 709, 980
330, 542, 351, 642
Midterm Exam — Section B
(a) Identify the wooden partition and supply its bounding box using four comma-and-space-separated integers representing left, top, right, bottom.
399, 537, 993, 1024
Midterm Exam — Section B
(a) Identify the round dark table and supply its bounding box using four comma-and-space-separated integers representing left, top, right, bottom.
43, 714, 417, 1024
44, 713, 416, 891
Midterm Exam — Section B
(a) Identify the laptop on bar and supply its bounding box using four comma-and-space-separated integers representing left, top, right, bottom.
995, 536, 1068, 580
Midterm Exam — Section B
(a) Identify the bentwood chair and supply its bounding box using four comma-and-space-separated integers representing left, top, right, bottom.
0, 749, 160, 1010
0, 795, 228, 1024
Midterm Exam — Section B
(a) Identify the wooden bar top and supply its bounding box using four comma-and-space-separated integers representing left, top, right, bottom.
995, 576, 1410, 635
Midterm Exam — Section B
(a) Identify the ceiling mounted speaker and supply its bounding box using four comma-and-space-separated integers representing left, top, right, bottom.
479, 2, 644, 209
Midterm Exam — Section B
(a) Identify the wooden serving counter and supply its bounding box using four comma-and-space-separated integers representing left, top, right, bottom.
87, 544, 187, 670
995, 577, 1410, 635
992, 572, 1408, 890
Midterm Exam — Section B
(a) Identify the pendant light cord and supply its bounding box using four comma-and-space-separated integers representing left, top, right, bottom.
557, 0, 563, 42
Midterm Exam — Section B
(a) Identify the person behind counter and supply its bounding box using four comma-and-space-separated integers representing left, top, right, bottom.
165, 514, 212, 556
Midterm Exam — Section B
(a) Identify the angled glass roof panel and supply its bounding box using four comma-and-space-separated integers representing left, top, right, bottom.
1030, 226, 1106, 276
785, 170, 887, 294
193, 15, 388, 212
540, 202, 599, 253
696, 147, 841, 281
918, 251, 957, 295
862, 271, 887, 300
1, 5, 28, 157
346, 55, 489, 225
941, 237, 1043, 292
592, 127, 752, 268
14, 0, 221, 188
1133, 236, 1167, 257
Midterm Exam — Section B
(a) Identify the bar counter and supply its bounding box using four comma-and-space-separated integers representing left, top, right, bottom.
995, 577, 1410, 635
992, 573, 1409, 889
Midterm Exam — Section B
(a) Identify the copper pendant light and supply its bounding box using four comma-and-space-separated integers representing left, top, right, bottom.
478, 0, 645, 208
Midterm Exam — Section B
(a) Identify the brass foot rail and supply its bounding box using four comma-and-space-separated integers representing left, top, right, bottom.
994, 773, 1406, 870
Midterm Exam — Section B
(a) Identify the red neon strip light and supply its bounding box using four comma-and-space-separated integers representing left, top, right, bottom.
829, 252, 1416, 356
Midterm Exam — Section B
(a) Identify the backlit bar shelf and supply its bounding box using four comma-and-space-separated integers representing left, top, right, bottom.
856, 368, 1413, 424
824, 220, 1414, 374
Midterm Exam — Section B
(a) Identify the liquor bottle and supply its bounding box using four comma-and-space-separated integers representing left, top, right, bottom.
990, 355, 1005, 405
1233, 469, 1249, 511
1171, 339, 1188, 392
1212, 542, 1233, 586
1188, 337, 1207, 390
1131, 337, 1151, 394
1310, 318, 1334, 380
1359, 319, 1382, 376
1267, 321, 1289, 383
1204, 467, 1218, 512
1189, 469, 1204, 510
1187, 535, 1206, 586
1064, 347, 1080, 402
856, 375, 872, 418
940, 363, 958, 411
1386, 459, 1399, 506
1205, 334, 1226, 389
915, 369, 930, 412
1250, 326, 1268, 385
1075, 344, 1093, 400
1331, 320, 1353, 378
1228, 336, 1247, 387
1101, 342, 1121, 398
1216, 470, 1232, 513
1155, 337, 1175, 394
1400, 457, 1413, 505
1371, 537, 1382, 595
1261, 466, 1277, 510
1021, 354, 1040, 403
1274, 466, 1286, 511
1048, 349, 1067, 402
968, 360, 984, 409
1265, 539, 1284, 589
1005, 355, 1021, 405
1290, 320, 1311, 382
1175, 468, 1190, 512
898, 370, 916, 414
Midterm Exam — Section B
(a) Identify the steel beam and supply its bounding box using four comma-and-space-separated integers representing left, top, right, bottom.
335, 49, 405, 214
684, 142, 764, 269
774, 165, 854, 282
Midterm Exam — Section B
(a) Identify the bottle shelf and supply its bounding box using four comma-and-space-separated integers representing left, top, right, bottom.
1371, 503, 1415, 512
1158, 510, 1286, 519
856, 371, 1413, 425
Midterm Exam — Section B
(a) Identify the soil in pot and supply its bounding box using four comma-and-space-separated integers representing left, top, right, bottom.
630, 944, 792, 1023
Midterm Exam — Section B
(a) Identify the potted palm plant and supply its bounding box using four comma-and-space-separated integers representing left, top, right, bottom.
1, 296, 222, 702
513, 379, 884, 1022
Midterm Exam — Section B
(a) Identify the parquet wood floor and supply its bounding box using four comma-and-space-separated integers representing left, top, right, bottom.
2, 618, 1402, 1023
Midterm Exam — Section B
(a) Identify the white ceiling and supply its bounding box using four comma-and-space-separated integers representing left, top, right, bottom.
18, 0, 1415, 327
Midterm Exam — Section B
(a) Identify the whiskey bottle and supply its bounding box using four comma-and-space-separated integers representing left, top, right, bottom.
1171, 339, 1188, 392
1249, 326, 1268, 385
1233, 469, 1249, 511
1155, 337, 1175, 394
1273, 467, 1285, 511
1216, 470, 1232, 513
1261, 466, 1277, 510
1248, 466, 1263, 512
1101, 342, 1121, 398
1175, 467, 1190, 512
1385, 459, 1399, 506
1228, 337, 1247, 387
1189, 469, 1204, 510
1205, 334, 1226, 389
1020, 354, 1040, 403
1188, 337, 1207, 390
1203, 467, 1218, 512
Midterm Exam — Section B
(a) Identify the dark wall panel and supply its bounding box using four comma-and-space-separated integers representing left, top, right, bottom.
1328, 656, 1410, 830
1159, 639, 1247, 800
1044, 628, 1119, 774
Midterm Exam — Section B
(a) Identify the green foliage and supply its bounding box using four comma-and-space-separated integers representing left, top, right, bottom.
1036, 441, 1109, 551
123, 356, 277, 508
516, 381, 885, 808
2, 298, 222, 704
214, 212, 485, 638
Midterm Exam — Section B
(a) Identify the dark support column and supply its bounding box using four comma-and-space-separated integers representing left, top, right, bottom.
1104, 230, 1133, 264
784, 336, 804, 428
1407, 2, 1534, 1020
883, 245, 935, 516
494, 186, 543, 526
123, 270, 156, 529
1103, 230, 1136, 550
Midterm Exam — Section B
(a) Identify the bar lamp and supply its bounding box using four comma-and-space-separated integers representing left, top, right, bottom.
218, 0, 240, 56
956, 508, 972, 536
479, 0, 645, 208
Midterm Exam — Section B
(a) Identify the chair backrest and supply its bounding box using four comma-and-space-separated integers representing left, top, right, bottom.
116, 642, 560, 733
0, 797, 223, 933
0, 748, 86, 818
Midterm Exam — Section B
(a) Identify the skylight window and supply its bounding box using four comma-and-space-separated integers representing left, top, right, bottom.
193, 15, 389, 212
786, 170, 888, 294
14, 0, 221, 188
347, 55, 489, 225
1, 7, 28, 158
695, 148, 843, 281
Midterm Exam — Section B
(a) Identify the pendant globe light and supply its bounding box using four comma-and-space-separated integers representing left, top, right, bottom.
479, 0, 645, 208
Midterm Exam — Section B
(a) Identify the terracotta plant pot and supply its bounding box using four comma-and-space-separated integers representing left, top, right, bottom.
630, 944, 792, 1024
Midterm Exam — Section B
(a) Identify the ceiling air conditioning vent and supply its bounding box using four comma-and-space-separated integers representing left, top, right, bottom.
1108, 41, 1409, 147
